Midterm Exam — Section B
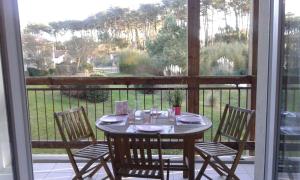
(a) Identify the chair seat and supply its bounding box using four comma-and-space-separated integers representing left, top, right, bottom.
73, 143, 109, 160
119, 165, 162, 179
117, 159, 169, 179
195, 142, 237, 157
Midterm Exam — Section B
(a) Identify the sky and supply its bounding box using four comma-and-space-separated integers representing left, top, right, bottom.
18, 0, 162, 28
17, 0, 300, 30
286, 0, 300, 16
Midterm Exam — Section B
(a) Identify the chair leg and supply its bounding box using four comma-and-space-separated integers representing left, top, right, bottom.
166, 159, 170, 180
72, 174, 83, 180
209, 162, 225, 176
213, 156, 239, 180
100, 157, 114, 180
226, 175, 239, 180
196, 149, 225, 176
115, 175, 122, 180
196, 156, 211, 180
88, 163, 103, 177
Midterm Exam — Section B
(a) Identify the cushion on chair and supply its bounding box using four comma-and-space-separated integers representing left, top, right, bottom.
195, 142, 237, 157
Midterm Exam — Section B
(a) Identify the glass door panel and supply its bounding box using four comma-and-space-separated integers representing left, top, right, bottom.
277, 0, 300, 179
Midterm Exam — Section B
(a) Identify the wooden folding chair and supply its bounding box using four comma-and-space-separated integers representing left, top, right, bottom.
195, 104, 255, 180
54, 106, 113, 180
107, 133, 170, 180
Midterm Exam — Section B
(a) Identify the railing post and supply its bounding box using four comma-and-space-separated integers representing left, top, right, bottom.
187, 0, 200, 114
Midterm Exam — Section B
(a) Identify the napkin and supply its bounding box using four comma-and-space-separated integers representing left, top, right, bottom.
115, 100, 128, 115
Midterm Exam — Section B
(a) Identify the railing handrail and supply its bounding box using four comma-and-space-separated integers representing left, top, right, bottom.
26, 86, 252, 91
26, 75, 255, 85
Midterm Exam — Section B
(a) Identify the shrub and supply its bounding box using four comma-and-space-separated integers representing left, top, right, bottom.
85, 74, 109, 102
85, 87, 109, 102
48, 68, 56, 75
134, 84, 155, 94
200, 42, 248, 75
117, 49, 154, 75
79, 62, 93, 72
206, 94, 217, 107
27, 67, 48, 76
55, 63, 78, 75
61, 74, 109, 103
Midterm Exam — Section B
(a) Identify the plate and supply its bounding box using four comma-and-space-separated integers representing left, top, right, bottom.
151, 111, 162, 115
135, 125, 163, 132
99, 115, 127, 123
177, 115, 203, 123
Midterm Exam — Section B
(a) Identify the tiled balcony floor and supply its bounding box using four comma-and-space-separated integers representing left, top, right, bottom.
33, 162, 254, 180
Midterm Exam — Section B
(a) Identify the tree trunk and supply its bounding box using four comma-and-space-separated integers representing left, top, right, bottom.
205, 15, 209, 46
135, 28, 140, 49
211, 9, 214, 45
224, 11, 228, 27
234, 10, 240, 39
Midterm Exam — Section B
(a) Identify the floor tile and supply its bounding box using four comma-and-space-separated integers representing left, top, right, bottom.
33, 162, 255, 180
45, 172, 73, 179
34, 172, 49, 180
33, 163, 55, 173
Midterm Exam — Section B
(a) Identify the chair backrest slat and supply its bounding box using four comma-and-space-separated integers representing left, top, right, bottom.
222, 107, 234, 135
62, 114, 75, 141
131, 138, 139, 165
139, 138, 146, 165
74, 110, 87, 136
107, 133, 163, 171
123, 137, 132, 164
71, 111, 83, 137
216, 104, 255, 142
229, 110, 242, 136
54, 106, 95, 144
235, 111, 248, 139
80, 107, 96, 140
67, 112, 81, 139
233, 111, 245, 137
146, 138, 152, 165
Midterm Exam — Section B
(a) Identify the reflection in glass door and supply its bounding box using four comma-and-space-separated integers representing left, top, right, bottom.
277, 0, 300, 179
0, 50, 14, 179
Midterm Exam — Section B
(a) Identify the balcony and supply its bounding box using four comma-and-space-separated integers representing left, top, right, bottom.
27, 76, 255, 149
26, 76, 256, 179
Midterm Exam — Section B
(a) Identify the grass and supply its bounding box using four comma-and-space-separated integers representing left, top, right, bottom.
27, 84, 250, 154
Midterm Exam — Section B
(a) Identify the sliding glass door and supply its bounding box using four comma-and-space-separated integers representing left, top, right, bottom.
276, 0, 300, 179
0, 0, 34, 179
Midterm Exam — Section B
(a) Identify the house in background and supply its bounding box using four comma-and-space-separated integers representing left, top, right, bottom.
51, 47, 66, 67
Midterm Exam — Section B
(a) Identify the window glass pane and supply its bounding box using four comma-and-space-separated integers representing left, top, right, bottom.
199, 0, 251, 76
277, 0, 300, 179
18, 0, 187, 77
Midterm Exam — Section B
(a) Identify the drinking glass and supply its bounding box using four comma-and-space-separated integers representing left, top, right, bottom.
151, 106, 158, 117
143, 112, 151, 124
167, 108, 176, 121
135, 110, 143, 121
127, 109, 135, 124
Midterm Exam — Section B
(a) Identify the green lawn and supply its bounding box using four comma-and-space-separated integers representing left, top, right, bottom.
27, 85, 250, 154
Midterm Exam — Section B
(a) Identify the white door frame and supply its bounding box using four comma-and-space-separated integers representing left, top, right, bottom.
0, 0, 33, 179
255, 0, 282, 179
